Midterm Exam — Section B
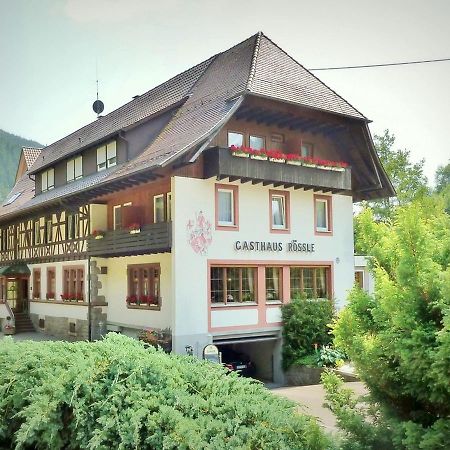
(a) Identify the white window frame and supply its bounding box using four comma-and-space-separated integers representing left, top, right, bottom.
271, 194, 286, 229
153, 194, 165, 223
227, 131, 244, 148
355, 270, 365, 290
315, 198, 329, 232
41, 168, 55, 192
67, 156, 82, 182
97, 141, 117, 172
113, 205, 122, 230
166, 192, 172, 222
249, 135, 265, 150
217, 188, 235, 226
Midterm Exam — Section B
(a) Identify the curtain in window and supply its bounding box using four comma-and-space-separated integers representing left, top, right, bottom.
218, 191, 232, 223
316, 268, 327, 298
272, 196, 285, 227
316, 201, 327, 229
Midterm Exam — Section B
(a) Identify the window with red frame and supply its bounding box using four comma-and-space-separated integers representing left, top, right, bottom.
46, 267, 56, 299
32, 268, 41, 299
127, 264, 160, 306
62, 267, 84, 300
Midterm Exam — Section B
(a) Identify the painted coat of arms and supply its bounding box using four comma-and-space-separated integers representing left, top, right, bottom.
186, 211, 212, 255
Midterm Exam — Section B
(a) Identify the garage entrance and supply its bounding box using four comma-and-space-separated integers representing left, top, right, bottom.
213, 331, 283, 383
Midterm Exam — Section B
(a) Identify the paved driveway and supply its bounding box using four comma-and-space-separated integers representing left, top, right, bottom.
271, 382, 367, 433
0, 331, 60, 341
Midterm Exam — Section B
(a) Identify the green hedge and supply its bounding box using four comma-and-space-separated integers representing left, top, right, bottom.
282, 297, 334, 369
0, 334, 330, 449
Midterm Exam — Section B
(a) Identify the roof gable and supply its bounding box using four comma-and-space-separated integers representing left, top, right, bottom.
248, 34, 366, 120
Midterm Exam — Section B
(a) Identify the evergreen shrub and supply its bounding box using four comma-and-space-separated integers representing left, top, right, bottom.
0, 334, 330, 450
281, 297, 334, 369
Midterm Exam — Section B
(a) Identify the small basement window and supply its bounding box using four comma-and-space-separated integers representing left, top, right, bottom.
39, 318, 45, 329
69, 321, 76, 335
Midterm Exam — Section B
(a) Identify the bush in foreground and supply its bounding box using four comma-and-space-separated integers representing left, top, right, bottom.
0, 334, 330, 450
326, 201, 450, 449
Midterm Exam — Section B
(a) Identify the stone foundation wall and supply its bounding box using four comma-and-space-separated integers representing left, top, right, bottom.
30, 313, 88, 341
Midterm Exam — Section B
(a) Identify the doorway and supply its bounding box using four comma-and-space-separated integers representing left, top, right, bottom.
6, 278, 29, 313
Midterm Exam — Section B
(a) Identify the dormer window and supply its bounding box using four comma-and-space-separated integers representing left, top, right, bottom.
97, 141, 117, 172
41, 168, 55, 192
67, 156, 83, 182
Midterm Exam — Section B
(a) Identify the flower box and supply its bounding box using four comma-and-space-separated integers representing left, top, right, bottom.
231, 151, 250, 158
130, 229, 141, 234
250, 154, 268, 161
330, 167, 345, 172
94, 235, 104, 240
269, 157, 285, 163
286, 160, 303, 166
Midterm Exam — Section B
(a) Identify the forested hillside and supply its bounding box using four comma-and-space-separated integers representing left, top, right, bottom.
0, 129, 43, 201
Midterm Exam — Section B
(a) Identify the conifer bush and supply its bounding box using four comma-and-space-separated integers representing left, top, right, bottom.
0, 334, 330, 449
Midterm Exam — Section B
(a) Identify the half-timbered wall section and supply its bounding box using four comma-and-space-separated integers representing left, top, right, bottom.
0, 205, 89, 264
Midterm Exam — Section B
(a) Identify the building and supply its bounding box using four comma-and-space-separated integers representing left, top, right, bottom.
0, 33, 393, 382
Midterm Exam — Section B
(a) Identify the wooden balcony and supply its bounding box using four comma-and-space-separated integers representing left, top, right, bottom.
204, 147, 352, 193
87, 222, 171, 257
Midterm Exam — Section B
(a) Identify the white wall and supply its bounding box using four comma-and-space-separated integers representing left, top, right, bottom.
94, 253, 172, 330
29, 259, 88, 303
172, 176, 355, 355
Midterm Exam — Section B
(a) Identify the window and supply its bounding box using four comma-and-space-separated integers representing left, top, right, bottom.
97, 141, 117, 171
33, 268, 41, 299
41, 168, 55, 192
249, 135, 265, 150
227, 131, 244, 147
215, 184, 239, 229
270, 190, 290, 232
154, 195, 165, 223
33, 220, 41, 245
314, 195, 332, 234
355, 271, 364, 289
210, 266, 257, 304
47, 267, 56, 299
113, 205, 122, 230
69, 321, 76, 334
63, 267, 84, 300
265, 267, 283, 301
301, 142, 313, 158
113, 202, 131, 230
290, 267, 330, 299
67, 155, 83, 182
127, 264, 160, 307
166, 192, 172, 222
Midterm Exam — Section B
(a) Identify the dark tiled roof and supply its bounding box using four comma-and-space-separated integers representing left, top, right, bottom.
249, 36, 366, 120
22, 147, 42, 169
29, 56, 215, 174
1, 32, 383, 222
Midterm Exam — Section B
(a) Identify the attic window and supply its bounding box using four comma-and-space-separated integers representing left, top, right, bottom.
3, 192, 22, 206
97, 141, 117, 171
67, 156, 83, 182
41, 168, 55, 192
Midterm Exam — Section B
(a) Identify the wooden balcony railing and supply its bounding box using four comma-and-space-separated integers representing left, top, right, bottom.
87, 222, 172, 257
204, 147, 352, 193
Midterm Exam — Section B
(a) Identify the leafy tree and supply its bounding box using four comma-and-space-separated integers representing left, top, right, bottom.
368, 130, 429, 220
435, 162, 450, 193
325, 199, 450, 449
0, 333, 330, 449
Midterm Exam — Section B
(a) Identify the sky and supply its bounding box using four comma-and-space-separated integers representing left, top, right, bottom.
0, 0, 449, 184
